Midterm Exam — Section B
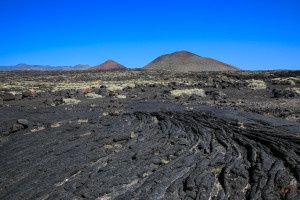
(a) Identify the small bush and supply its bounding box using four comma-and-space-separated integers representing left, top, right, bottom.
62, 98, 81, 105
272, 78, 297, 85
170, 88, 206, 97
246, 79, 267, 90
106, 85, 124, 92
123, 83, 136, 89
85, 93, 103, 99
116, 95, 126, 99
286, 87, 300, 94
130, 132, 136, 139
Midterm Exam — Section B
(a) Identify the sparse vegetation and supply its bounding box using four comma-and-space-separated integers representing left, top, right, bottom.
85, 93, 103, 99
238, 121, 246, 129
51, 122, 61, 128
102, 112, 109, 117
286, 87, 300, 94
246, 79, 267, 90
77, 119, 89, 124
130, 131, 136, 139
62, 98, 81, 105
211, 167, 223, 173
170, 88, 206, 97
272, 77, 300, 85
160, 158, 169, 164
116, 95, 126, 99
106, 84, 124, 92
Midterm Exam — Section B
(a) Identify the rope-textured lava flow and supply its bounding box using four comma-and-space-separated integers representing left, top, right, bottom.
85, 109, 300, 200
1, 105, 299, 200
110, 111, 299, 200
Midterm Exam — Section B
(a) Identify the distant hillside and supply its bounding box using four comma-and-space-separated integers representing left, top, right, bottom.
143, 51, 239, 71
88, 59, 126, 70
0, 63, 90, 71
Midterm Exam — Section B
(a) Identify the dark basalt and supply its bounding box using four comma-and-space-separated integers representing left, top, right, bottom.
273, 89, 300, 98
0, 102, 300, 199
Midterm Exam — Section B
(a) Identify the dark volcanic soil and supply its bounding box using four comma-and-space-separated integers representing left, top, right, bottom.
1, 70, 300, 199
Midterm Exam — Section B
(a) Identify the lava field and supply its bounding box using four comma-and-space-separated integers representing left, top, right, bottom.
1, 70, 300, 199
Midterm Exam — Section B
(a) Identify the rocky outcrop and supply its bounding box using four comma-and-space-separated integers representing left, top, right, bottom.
10, 119, 29, 133
273, 89, 300, 98
3, 93, 15, 101
22, 89, 37, 98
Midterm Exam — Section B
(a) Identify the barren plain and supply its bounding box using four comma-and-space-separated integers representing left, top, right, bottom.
1, 69, 300, 199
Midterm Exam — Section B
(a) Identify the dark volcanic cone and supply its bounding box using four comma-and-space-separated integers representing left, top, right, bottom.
89, 59, 126, 70
144, 50, 239, 71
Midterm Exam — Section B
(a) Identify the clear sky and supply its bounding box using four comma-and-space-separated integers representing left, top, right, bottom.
0, 0, 299, 70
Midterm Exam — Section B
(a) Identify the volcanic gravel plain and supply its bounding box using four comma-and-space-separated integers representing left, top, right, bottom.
1, 69, 300, 200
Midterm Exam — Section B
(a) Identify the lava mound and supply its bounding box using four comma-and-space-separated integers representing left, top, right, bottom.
1, 103, 300, 199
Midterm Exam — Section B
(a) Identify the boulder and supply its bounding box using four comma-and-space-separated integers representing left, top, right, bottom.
17, 119, 29, 128
43, 98, 54, 106
22, 89, 37, 98
10, 119, 29, 133
10, 123, 25, 133
0, 97, 3, 106
81, 88, 92, 94
67, 90, 76, 98
3, 93, 15, 101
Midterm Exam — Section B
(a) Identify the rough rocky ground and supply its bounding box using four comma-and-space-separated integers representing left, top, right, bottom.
1, 70, 300, 199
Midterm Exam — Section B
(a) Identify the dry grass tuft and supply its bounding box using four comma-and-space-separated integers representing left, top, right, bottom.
170, 88, 206, 97
246, 79, 267, 90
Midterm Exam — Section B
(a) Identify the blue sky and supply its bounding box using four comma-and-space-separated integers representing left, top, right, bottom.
0, 0, 299, 70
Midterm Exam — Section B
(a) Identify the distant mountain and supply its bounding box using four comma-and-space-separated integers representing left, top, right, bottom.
88, 59, 126, 70
143, 51, 239, 71
0, 64, 90, 71
68, 64, 91, 70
